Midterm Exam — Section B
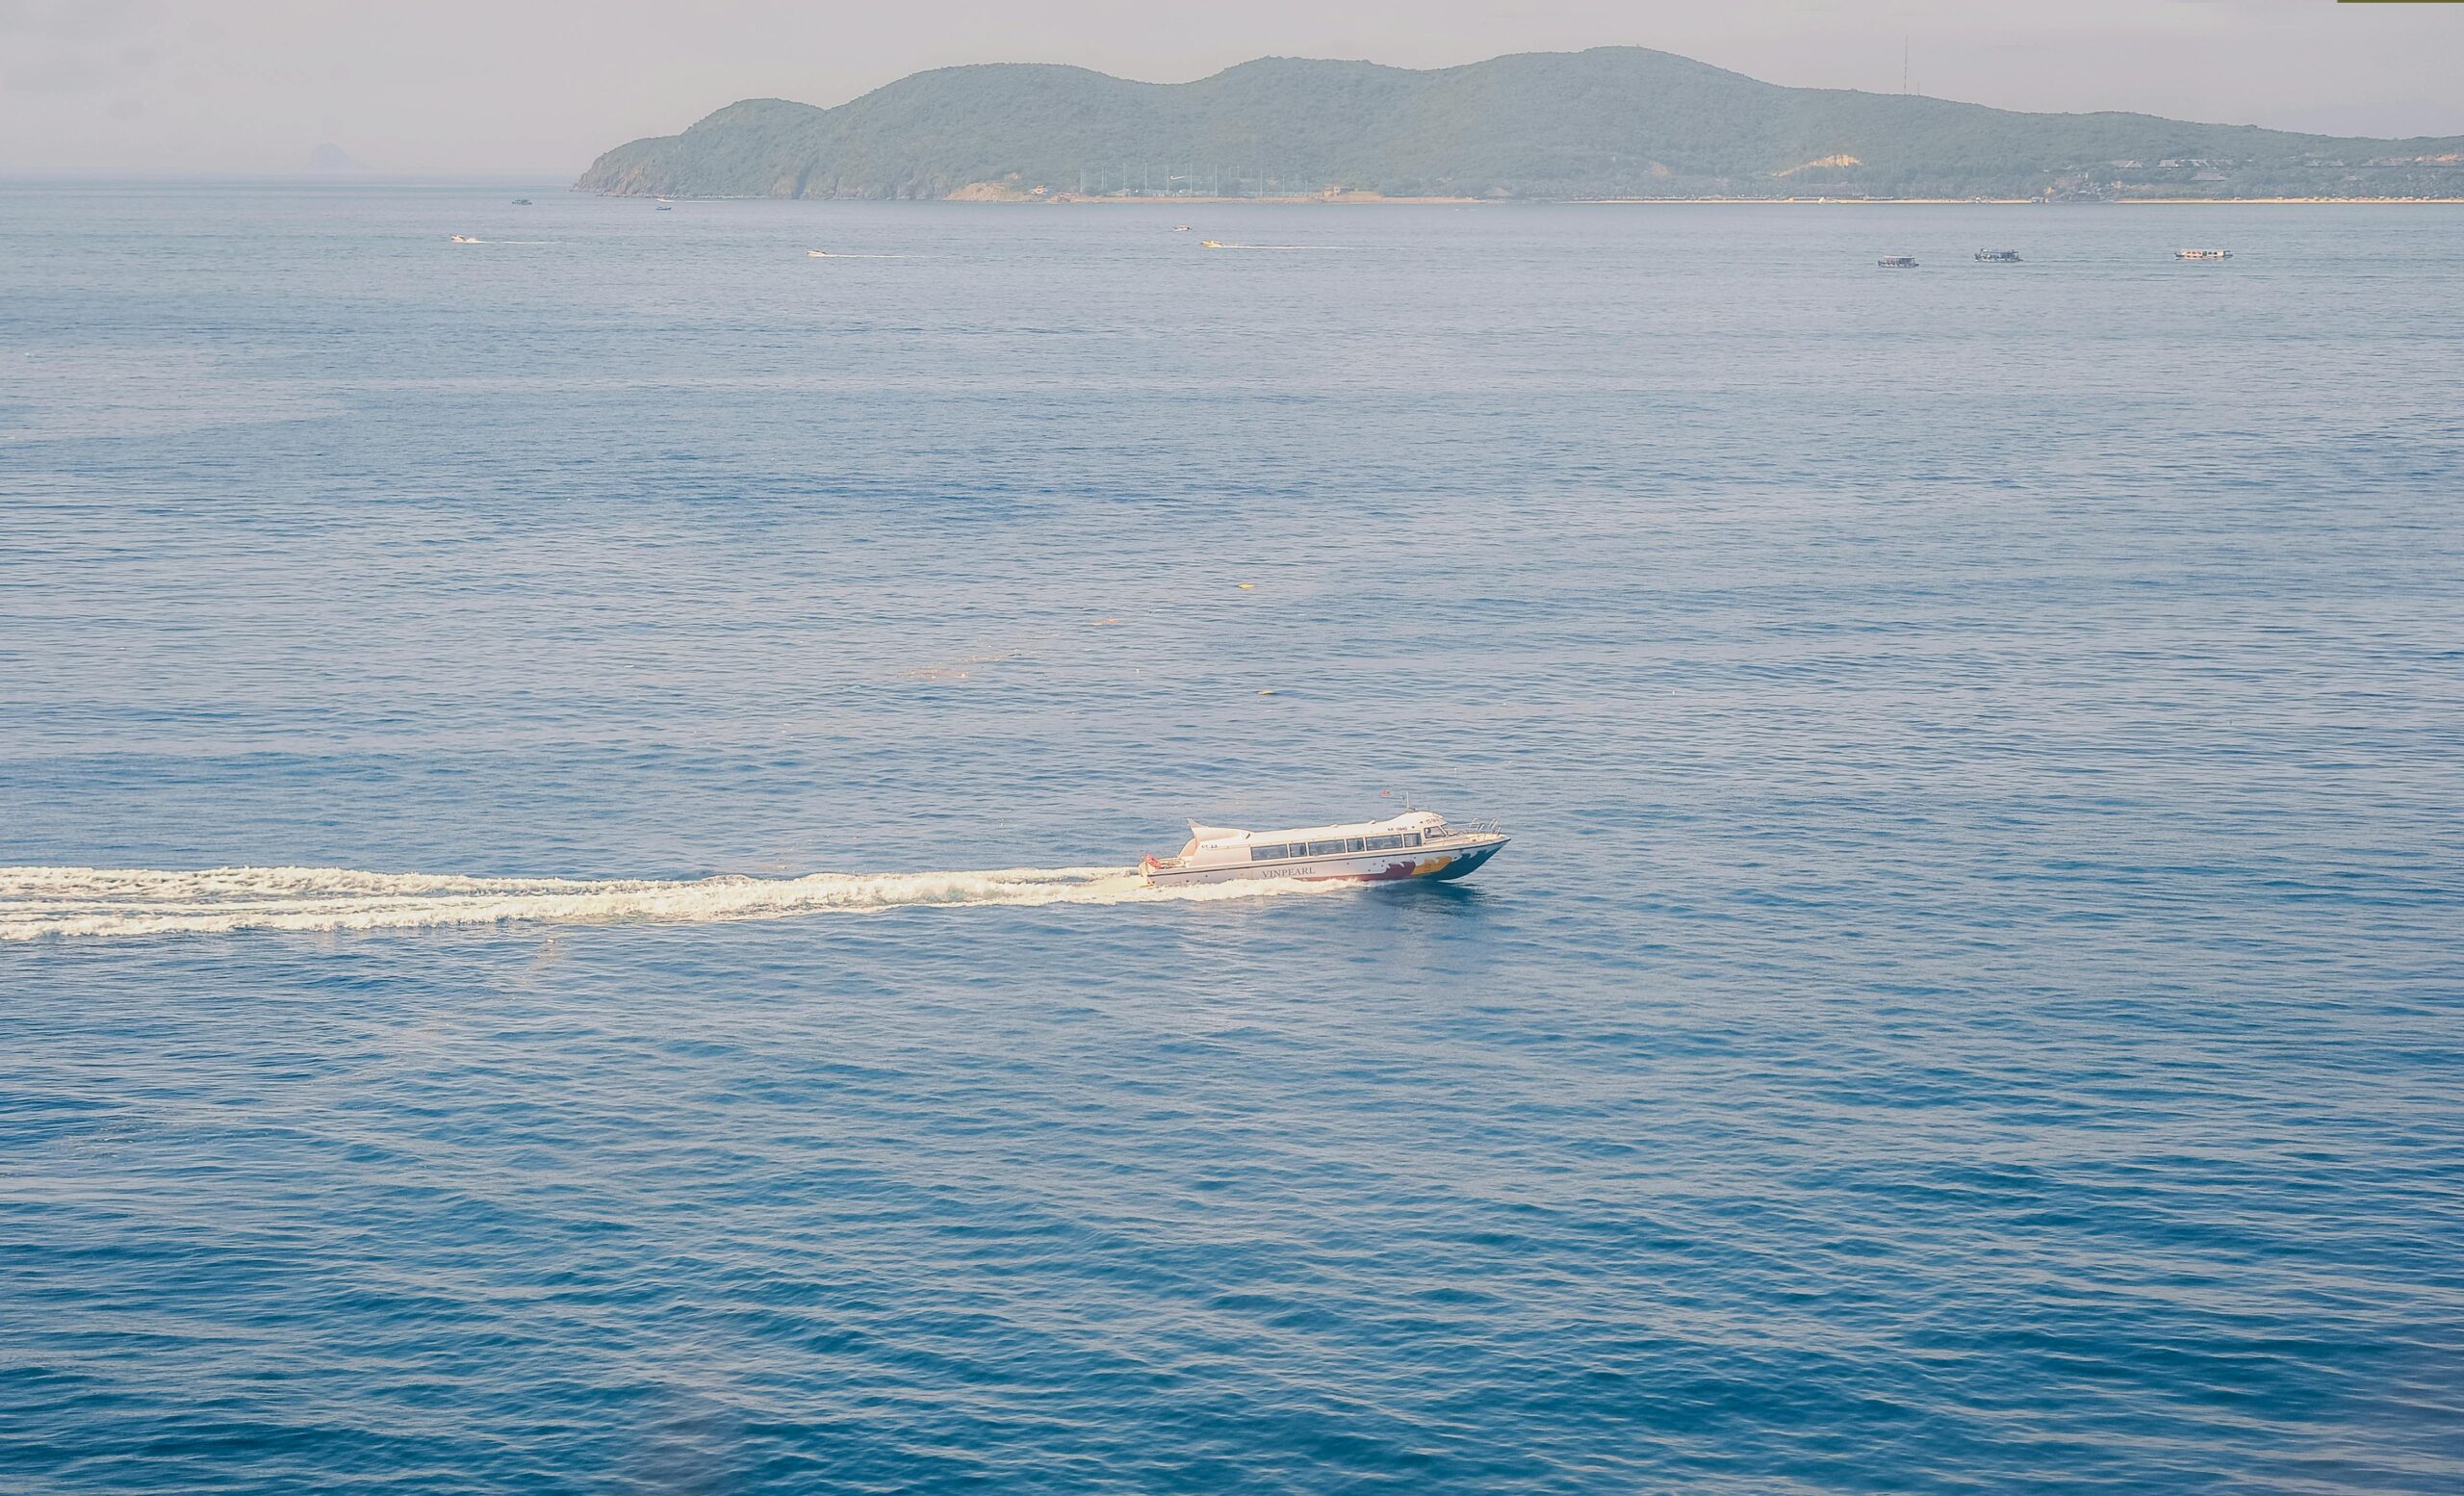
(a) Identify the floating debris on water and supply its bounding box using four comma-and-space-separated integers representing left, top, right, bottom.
901, 651, 1022, 683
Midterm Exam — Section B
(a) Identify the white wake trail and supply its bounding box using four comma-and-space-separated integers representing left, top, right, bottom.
0, 863, 1334, 942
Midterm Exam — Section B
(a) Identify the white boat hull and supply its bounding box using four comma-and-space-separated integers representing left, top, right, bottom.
1142, 834, 1508, 888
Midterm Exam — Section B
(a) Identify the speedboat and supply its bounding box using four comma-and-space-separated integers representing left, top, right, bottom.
1141, 811, 1508, 887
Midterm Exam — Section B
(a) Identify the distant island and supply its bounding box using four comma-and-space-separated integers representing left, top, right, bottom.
578, 47, 2464, 204
305, 142, 370, 174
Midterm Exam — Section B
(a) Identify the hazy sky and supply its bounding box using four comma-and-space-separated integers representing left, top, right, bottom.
5, 0, 2460, 174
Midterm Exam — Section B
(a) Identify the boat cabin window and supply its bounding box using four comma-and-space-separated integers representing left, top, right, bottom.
1248, 844, 1291, 862
1346, 838, 1365, 852
1401, 832, 1422, 847
1363, 834, 1399, 851
1306, 838, 1347, 857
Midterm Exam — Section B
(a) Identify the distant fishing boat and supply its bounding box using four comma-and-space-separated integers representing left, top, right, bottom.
1974, 248, 2021, 262
511, 198, 533, 206
1878, 255, 1918, 269
2175, 247, 2232, 261
654, 204, 674, 212
1174, 224, 1193, 232
1140, 811, 1509, 888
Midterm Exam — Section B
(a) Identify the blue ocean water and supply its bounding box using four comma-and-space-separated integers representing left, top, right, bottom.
3, 180, 2461, 1492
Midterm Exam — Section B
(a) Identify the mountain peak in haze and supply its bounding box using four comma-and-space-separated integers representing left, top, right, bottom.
578, 45, 2464, 202
305, 142, 370, 173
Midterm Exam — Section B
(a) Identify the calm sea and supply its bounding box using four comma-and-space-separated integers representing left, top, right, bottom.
3, 181, 2460, 1493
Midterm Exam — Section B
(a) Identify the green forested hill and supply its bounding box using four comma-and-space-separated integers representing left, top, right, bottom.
576, 47, 2464, 201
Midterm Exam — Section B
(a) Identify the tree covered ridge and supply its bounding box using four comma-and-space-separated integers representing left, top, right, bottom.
576, 47, 2464, 201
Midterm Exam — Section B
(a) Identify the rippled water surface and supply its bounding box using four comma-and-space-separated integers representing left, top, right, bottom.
4, 182, 2461, 1493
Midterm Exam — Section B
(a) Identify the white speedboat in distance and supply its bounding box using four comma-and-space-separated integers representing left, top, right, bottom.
1141, 811, 1508, 887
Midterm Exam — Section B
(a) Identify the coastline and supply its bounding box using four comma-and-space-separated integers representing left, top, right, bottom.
2109, 196, 2464, 205
593, 190, 2464, 207
1578, 196, 2464, 206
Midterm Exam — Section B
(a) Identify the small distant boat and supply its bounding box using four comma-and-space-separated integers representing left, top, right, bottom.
449, 234, 480, 244
1140, 811, 1509, 888
2175, 247, 2232, 261
654, 204, 674, 212
1878, 255, 1918, 269
1200, 240, 1225, 248
808, 249, 832, 257
1975, 248, 2021, 263
511, 198, 533, 206
1173, 224, 1193, 232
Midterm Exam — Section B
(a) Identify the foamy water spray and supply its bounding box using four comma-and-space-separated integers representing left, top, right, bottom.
0, 864, 1334, 941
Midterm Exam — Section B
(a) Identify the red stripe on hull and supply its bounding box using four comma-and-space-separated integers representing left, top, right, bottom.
1302, 859, 1425, 883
